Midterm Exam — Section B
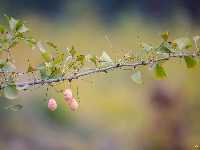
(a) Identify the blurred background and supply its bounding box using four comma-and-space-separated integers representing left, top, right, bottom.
0, 0, 200, 149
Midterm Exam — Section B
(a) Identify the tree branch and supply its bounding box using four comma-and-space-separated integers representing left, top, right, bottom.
0, 53, 197, 90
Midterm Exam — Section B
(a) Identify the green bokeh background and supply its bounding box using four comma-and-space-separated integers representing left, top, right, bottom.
1, 1, 200, 150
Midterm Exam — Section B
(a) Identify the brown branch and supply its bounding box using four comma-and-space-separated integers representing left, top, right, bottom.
0, 53, 197, 90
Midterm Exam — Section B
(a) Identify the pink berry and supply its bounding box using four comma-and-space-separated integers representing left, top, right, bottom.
48, 98, 57, 111
64, 88, 73, 101
69, 99, 78, 111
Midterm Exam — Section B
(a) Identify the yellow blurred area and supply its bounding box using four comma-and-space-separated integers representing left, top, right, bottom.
1, 9, 200, 150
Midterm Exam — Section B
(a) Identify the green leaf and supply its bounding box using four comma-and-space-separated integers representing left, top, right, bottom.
4, 78, 18, 99
154, 64, 167, 79
184, 56, 198, 68
99, 51, 114, 68
45, 62, 56, 70
49, 69, 62, 79
90, 55, 97, 65
41, 52, 52, 62
140, 42, 153, 53
155, 43, 174, 53
18, 24, 30, 33
160, 31, 169, 41
0, 25, 5, 34
23, 37, 36, 50
9, 17, 18, 30
2, 62, 16, 73
15, 32, 24, 38
76, 54, 85, 66
35, 63, 49, 79
40, 67, 49, 80
130, 71, 143, 84
4, 14, 9, 22
16, 21, 23, 31
0, 59, 6, 68
193, 36, 200, 42
172, 37, 193, 50
35, 63, 46, 69
193, 36, 200, 51
47, 41, 57, 49
6, 32, 12, 42
70, 46, 76, 56
36, 41, 46, 53
5, 104, 22, 111
27, 65, 37, 72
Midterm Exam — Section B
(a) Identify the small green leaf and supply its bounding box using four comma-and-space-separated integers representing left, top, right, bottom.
41, 52, 52, 62
68, 61, 75, 68
40, 67, 49, 80
155, 43, 174, 53
27, 65, 37, 72
35, 63, 49, 80
15, 32, 24, 38
76, 54, 85, 61
76, 54, 85, 66
16, 21, 23, 31
160, 31, 169, 41
18, 25, 30, 33
49, 69, 62, 79
4, 14, 10, 23
99, 51, 114, 68
23, 37, 36, 50
130, 71, 143, 84
0, 59, 6, 68
47, 41, 57, 49
2, 62, 16, 73
172, 37, 193, 50
73, 66, 78, 69
45, 62, 56, 70
193, 36, 200, 42
184, 56, 198, 68
70, 46, 76, 56
10, 17, 19, 30
35, 63, 46, 69
0, 25, 5, 34
154, 64, 167, 79
140, 42, 153, 53
6, 32, 12, 42
36, 41, 46, 53
193, 36, 200, 51
90, 55, 97, 65
5, 104, 22, 111
4, 78, 18, 99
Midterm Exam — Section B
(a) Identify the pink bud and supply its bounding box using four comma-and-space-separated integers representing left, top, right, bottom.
48, 98, 57, 111
69, 99, 78, 111
64, 89, 73, 101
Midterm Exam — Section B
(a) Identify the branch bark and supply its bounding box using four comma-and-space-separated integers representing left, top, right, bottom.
0, 53, 196, 90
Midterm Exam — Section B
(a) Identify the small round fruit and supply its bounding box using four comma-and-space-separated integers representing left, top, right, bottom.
69, 99, 78, 111
48, 98, 57, 111
64, 89, 73, 101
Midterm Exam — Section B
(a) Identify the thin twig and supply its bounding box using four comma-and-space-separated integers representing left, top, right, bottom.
0, 53, 196, 90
